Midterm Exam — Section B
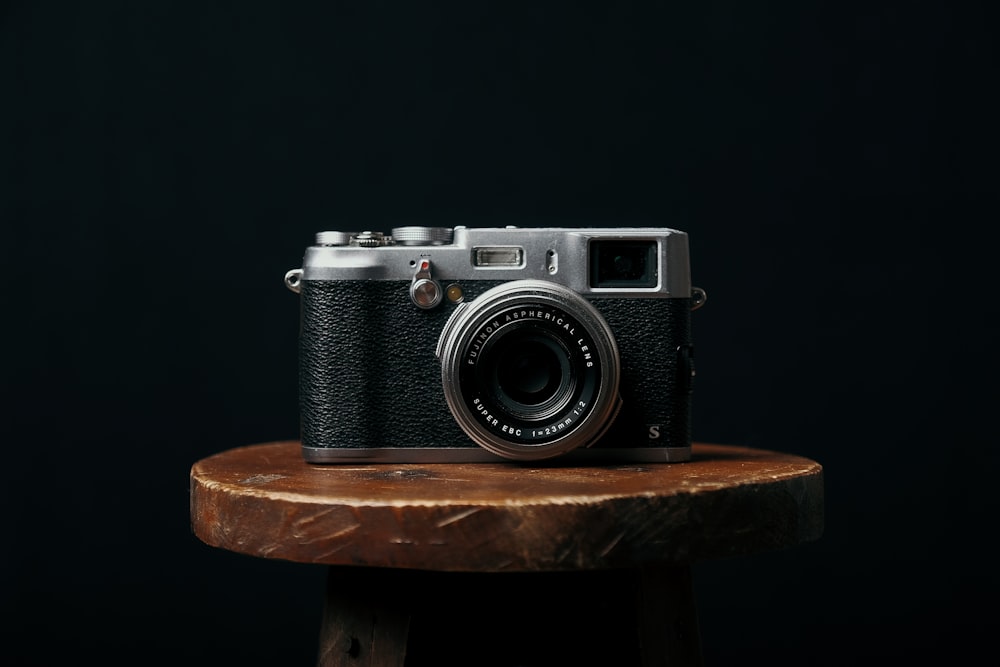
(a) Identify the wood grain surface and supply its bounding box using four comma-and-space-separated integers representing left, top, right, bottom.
190, 441, 823, 572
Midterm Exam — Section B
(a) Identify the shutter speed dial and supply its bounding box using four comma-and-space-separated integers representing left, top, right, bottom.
391, 226, 454, 246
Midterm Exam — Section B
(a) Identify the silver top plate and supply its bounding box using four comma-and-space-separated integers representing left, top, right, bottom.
296, 226, 692, 298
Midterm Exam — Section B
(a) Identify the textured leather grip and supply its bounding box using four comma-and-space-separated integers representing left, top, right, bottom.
299, 280, 693, 451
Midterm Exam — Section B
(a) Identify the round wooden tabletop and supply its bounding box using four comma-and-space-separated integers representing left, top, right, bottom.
190, 441, 823, 572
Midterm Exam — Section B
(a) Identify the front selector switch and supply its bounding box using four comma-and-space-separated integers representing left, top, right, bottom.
676, 344, 695, 394
410, 259, 443, 309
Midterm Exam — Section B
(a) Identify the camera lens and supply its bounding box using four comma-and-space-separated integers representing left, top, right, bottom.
437, 280, 621, 461
486, 332, 572, 417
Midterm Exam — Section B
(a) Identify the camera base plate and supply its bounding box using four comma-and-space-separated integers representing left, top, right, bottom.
300, 445, 693, 464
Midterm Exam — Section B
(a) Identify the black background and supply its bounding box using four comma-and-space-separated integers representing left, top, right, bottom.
2, 1, 996, 665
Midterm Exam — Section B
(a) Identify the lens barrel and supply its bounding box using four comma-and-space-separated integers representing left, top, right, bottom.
437, 280, 621, 460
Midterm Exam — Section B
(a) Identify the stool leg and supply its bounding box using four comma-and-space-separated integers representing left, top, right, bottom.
637, 564, 704, 667
316, 565, 703, 666
317, 567, 411, 667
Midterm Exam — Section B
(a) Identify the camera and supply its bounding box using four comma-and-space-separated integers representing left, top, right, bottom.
284, 226, 706, 463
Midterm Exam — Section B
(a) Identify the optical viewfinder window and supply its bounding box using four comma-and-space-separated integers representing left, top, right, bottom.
590, 240, 658, 288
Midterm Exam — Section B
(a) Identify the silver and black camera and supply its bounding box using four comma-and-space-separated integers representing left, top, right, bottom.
284, 226, 706, 464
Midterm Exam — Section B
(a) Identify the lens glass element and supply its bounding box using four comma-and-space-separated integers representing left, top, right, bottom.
485, 331, 573, 419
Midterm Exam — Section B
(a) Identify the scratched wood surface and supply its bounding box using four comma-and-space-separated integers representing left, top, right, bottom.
189, 441, 824, 572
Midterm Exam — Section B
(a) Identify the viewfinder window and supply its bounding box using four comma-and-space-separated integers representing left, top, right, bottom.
590, 240, 658, 288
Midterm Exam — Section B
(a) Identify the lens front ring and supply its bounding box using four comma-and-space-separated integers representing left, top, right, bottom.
437, 280, 621, 461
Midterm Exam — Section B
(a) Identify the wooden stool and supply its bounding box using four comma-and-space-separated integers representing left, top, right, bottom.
190, 442, 823, 666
